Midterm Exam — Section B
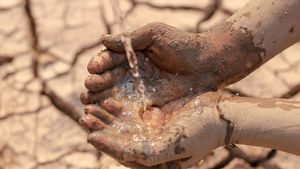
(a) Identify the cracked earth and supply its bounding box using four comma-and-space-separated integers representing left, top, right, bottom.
0, 0, 300, 169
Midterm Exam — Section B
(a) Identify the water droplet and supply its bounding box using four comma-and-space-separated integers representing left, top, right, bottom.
132, 134, 146, 142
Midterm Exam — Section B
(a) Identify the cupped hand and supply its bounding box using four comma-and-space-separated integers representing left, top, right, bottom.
79, 22, 260, 168
81, 50, 207, 107
81, 22, 217, 108
80, 51, 226, 168
80, 89, 226, 168
82, 22, 261, 107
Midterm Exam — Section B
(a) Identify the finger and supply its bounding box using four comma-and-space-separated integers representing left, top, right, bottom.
84, 104, 116, 124
88, 50, 127, 74
79, 114, 106, 132
100, 22, 167, 52
80, 89, 115, 105
85, 67, 127, 92
100, 98, 124, 115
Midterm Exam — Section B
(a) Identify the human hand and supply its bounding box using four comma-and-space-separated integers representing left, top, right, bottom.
81, 22, 213, 108
79, 22, 261, 168
81, 50, 206, 107
81, 22, 262, 107
80, 91, 226, 168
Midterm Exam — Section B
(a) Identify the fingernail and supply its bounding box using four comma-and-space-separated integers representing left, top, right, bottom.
101, 99, 123, 115
84, 105, 94, 114
87, 57, 100, 74
80, 92, 90, 105
80, 114, 104, 131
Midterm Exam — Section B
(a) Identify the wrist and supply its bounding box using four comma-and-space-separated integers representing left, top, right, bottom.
217, 94, 300, 155
217, 114, 230, 148
196, 92, 233, 148
198, 22, 264, 88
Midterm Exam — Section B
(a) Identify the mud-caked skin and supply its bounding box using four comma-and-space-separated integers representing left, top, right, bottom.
80, 22, 265, 168
81, 22, 263, 107
80, 0, 300, 167
80, 90, 227, 169
83, 51, 205, 107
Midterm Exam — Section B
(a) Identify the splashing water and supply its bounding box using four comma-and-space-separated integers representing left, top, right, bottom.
111, 0, 146, 111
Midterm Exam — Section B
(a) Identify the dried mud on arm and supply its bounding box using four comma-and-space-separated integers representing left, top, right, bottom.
217, 94, 300, 155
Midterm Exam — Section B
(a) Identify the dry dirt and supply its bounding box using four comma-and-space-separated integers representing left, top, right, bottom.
0, 0, 300, 169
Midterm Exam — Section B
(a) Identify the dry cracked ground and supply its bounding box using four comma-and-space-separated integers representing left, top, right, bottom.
0, 0, 300, 169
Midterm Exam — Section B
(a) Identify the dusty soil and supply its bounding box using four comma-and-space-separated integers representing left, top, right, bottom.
0, 0, 300, 169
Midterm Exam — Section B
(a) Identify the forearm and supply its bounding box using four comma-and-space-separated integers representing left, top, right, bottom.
218, 95, 300, 155
228, 0, 300, 61
201, 0, 300, 87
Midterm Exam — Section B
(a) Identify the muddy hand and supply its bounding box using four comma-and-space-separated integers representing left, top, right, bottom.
84, 22, 264, 106
83, 22, 209, 107
82, 51, 205, 107
80, 92, 227, 169
98, 22, 204, 75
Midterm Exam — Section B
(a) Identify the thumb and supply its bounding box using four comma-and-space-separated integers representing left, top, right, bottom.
100, 22, 168, 52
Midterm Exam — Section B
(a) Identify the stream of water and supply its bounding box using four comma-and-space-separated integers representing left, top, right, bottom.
111, 0, 146, 111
